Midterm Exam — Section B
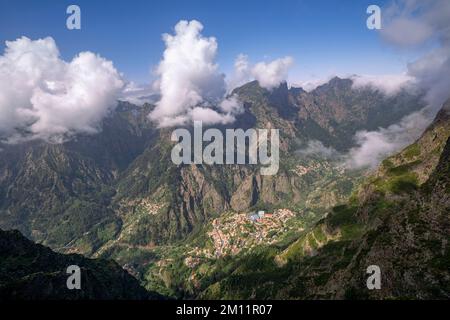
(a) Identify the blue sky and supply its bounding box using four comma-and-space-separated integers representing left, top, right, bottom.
0, 0, 425, 84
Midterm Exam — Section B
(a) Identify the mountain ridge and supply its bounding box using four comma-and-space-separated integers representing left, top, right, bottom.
195, 100, 450, 299
0, 228, 164, 300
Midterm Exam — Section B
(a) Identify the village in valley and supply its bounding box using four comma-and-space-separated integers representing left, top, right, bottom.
184, 208, 302, 268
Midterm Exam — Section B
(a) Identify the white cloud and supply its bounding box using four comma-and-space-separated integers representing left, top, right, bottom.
291, 77, 333, 92
0, 36, 124, 143
191, 107, 235, 125
408, 45, 450, 108
228, 54, 294, 91
350, 74, 416, 96
345, 109, 432, 168
381, 0, 450, 107
381, 0, 450, 47
218, 95, 243, 114
149, 20, 242, 127
251, 56, 294, 90
227, 54, 252, 90
344, 0, 450, 169
120, 81, 159, 105
381, 17, 433, 47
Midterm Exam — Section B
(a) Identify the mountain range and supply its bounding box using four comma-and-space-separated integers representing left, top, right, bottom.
1, 77, 448, 300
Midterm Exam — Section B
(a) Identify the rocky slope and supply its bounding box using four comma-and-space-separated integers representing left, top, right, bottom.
0, 102, 157, 254
196, 100, 450, 299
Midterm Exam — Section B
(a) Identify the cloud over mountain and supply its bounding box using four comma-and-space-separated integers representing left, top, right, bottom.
229, 54, 294, 90
345, 109, 432, 168
0, 37, 124, 143
382, 0, 450, 107
251, 57, 294, 90
351, 74, 415, 96
149, 20, 243, 127
345, 0, 450, 168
